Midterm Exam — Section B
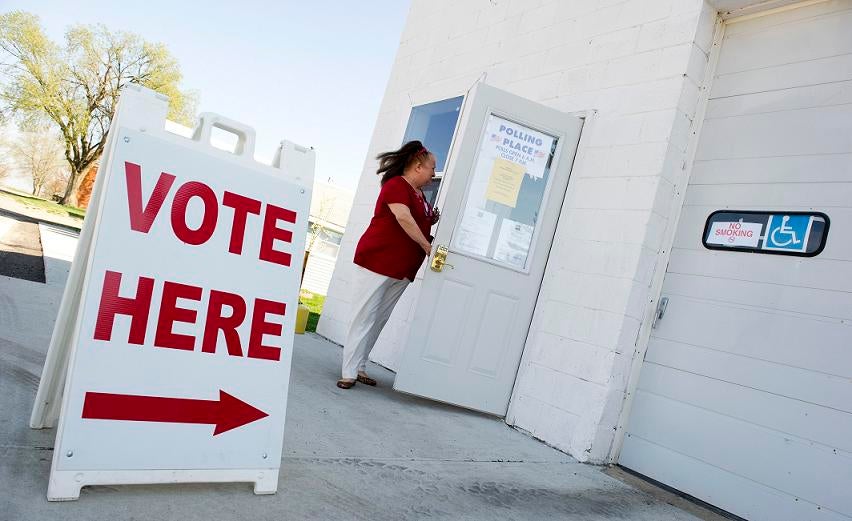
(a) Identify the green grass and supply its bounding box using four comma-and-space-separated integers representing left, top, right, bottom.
306, 312, 320, 333
299, 292, 326, 314
299, 292, 325, 333
0, 188, 86, 220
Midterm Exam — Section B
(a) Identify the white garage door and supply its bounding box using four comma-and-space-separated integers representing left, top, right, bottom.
619, 2, 852, 521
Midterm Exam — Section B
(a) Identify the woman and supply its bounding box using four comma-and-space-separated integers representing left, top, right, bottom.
337, 140, 439, 389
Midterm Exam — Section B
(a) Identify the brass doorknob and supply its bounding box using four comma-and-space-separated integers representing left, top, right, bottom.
430, 245, 454, 272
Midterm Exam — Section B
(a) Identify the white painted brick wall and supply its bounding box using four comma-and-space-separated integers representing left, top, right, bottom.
318, 0, 718, 462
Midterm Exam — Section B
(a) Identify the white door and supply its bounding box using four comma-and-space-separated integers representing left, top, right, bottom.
619, 3, 852, 521
393, 83, 583, 416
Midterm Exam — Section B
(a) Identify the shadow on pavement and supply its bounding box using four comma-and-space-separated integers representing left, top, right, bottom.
0, 207, 40, 225
0, 216, 46, 283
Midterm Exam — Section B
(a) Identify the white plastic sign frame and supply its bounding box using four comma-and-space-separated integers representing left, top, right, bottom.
30, 85, 314, 500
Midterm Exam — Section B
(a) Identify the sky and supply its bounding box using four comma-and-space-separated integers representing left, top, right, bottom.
2, 0, 411, 191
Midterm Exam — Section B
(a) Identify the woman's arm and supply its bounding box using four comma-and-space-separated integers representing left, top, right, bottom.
388, 203, 432, 256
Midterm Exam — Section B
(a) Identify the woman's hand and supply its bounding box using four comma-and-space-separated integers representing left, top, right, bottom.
430, 207, 440, 225
388, 203, 434, 258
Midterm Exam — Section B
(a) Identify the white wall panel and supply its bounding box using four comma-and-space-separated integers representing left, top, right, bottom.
652, 296, 852, 376
638, 362, 852, 451
645, 341, 852, 413
662, 272, 852, 319
690, 154, 852, 185
621, 2, 852, 520
627, 392, 852, 516
667, 248, 852, 292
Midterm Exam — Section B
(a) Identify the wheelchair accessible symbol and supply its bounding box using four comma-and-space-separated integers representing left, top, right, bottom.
763, 214, 813, 252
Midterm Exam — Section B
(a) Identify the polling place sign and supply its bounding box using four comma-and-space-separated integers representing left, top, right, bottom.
30, 86, 314, 500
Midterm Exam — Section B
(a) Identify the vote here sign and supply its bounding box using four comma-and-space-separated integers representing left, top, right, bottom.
50, 126, 310, 484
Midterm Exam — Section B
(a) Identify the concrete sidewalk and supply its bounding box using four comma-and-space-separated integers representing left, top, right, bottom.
0, 223, 704, 520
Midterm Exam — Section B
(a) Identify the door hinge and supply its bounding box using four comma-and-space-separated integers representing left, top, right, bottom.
651, 296, 669, 329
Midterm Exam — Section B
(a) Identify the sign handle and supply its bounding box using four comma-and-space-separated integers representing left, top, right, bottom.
191, 112, 257, 158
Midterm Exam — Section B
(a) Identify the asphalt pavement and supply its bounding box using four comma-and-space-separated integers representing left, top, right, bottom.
0, 209, 45, 283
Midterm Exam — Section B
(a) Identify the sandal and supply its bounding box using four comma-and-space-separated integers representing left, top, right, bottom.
336, 379, 355, 389
356, 374, 377, 386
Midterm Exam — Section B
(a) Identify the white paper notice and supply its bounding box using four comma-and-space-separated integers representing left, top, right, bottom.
706, 221, 762, 248
483, 115, 555, 180
455, 208, 497, 256
494, 218, 534, 269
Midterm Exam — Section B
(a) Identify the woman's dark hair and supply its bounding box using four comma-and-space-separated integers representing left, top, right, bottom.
376, 140, 431, 185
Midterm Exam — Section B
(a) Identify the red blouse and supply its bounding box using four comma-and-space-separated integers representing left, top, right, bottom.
354, 176, 433, 281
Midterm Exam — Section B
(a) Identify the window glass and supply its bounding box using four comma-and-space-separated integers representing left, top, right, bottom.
420, 176, 441, 208
451, 114, 557, 271
402, 96, 464, 173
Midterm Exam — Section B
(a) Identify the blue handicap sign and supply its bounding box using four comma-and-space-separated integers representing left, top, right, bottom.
763, 214, 812, 252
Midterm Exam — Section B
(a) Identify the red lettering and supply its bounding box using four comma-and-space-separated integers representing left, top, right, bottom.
202, 290, 247, 356
259, 204, 296, 267
94, 270, 154, 345
125, 162, 176, 233
171, 181, 219, 245
126, 163, 301, 266
222, 192, 262, 255
247, 298, 286, 361
92, 272, 286, 363
154, 281, 202, 351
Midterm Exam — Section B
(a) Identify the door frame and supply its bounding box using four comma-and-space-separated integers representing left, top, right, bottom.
504, 107, 597, 422
394, 81, 593, 415
609, 0, 829, 463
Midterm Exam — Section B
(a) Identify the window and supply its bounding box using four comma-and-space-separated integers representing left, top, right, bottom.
402, 96, 464, 174
450, 114, 558, 271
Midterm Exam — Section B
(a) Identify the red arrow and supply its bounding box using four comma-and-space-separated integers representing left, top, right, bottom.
82, 390, 269, 435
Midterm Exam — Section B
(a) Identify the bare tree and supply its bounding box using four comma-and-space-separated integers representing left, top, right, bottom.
0, 132, 11, 183
10, 129, 68, 197
42, 163, 70, 199
306, 191, 337, 253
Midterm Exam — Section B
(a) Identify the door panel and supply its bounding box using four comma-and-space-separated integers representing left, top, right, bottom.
393, 83, 583, 416
468, 292, 518, 377
421, 279, 475, 366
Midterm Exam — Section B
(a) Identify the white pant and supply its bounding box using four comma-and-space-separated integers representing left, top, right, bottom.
341, 266, 409, 379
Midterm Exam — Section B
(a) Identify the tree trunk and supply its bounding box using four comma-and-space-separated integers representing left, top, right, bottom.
59, 168, 85, 207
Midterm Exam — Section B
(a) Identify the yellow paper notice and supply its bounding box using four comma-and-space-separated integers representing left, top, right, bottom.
486, 159, 525, 208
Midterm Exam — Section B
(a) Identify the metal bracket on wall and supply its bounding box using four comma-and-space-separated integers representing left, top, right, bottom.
651, 297, 669, 329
